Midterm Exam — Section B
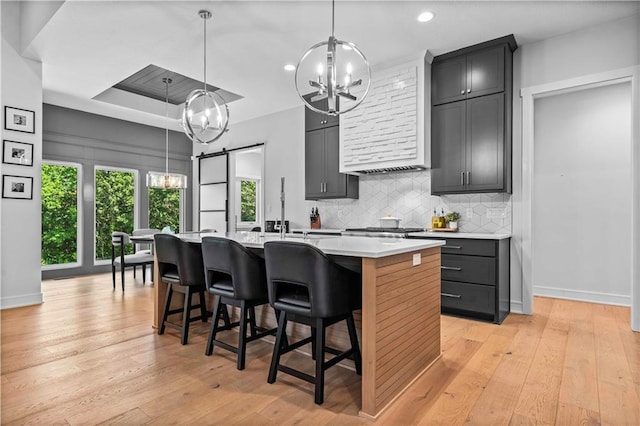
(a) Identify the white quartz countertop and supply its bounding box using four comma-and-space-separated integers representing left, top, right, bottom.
178, 231, 444, 258
408, 231, 511, 240
290, 228, 344, 234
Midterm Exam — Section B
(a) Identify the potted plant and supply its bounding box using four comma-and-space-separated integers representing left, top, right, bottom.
445, 211, 461, 229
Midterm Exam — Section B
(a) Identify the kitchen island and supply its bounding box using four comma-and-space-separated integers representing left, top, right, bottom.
152, 232, 444, 419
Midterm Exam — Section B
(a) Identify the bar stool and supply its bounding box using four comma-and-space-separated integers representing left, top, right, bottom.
263, 240, 362, 405
154, 234, 208, 345
201, 236, 278, 370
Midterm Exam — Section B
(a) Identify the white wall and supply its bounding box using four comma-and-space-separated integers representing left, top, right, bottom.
512, 13, 640, 314
533, 82, 632, 305
1, 1, 44, 308
193, 106, 306, 230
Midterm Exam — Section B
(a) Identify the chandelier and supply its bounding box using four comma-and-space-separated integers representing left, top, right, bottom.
147, 77, 188, 189
182, 10, 229, 144
294, 0, 371, 116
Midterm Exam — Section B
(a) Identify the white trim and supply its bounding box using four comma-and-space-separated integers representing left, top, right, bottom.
534, 286, 631, 307
510, 300, 524, 315
41, 160, 83, 271
0, 292, 44, 310
520, 66, 640, 331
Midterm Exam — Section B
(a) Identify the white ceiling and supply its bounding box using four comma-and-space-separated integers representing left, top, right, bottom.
21, 1, 640, 130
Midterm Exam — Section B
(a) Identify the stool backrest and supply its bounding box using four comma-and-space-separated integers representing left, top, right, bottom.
264, 241, 361, 318
202, 236, 267, 301
154, 233, 205, 286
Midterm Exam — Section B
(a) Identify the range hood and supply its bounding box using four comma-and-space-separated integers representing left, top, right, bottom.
340, 53, 431, 175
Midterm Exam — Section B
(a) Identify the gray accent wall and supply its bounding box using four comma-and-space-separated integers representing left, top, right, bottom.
42, 104, 193, 279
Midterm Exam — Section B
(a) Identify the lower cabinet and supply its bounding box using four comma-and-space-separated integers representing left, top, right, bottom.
410, 236, 510, 323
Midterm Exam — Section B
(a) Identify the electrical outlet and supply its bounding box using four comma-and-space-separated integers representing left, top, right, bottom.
466, 208, 473, 219
412, 253, 421, 266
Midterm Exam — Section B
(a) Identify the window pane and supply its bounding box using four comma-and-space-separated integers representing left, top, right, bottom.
240, 180, 256, 222
95, 169, 135, 261
149, 188, 180, 233
41, 164, 78, 265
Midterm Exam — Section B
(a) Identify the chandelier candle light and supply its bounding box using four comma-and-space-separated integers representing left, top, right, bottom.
146, 77, 188, 189
182, 9, 229, 144
294, 0, 371, 116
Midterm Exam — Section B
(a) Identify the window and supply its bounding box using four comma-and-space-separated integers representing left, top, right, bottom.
149, 187, 182, 233
94, 167, 137, 262
41, 162, 81, 267
236, 178, 259, 226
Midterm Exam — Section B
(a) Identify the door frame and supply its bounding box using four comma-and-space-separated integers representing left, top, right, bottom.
520, 65, 640, 331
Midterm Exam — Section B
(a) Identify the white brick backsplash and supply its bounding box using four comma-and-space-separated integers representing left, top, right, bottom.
342, 65, 418, 167
307, 170, 512, 234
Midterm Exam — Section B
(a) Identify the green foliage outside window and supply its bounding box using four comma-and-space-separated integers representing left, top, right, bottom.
41, 164, 78, 265
149, 187, 180, 232
95, 169, 134, 260
240, 180, 257, 222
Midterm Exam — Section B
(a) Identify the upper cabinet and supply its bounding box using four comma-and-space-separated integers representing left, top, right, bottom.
304, 98, 358, 200
431, 46, 505, 106
430, 35, 517, 195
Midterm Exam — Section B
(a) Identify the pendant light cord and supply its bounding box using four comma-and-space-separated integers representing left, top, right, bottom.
203, 16, 207, 91
331, 0, 335, 37
165, 78, 170, 175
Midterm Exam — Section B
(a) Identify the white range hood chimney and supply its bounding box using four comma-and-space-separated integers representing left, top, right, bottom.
339, 52, 432, 175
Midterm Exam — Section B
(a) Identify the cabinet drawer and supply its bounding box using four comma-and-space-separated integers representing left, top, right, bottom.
441, 254, 496, 285
441, 281, 495, 315
441, 238, 495, 257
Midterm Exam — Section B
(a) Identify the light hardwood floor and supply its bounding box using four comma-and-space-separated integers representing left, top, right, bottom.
1, 273, 639, 425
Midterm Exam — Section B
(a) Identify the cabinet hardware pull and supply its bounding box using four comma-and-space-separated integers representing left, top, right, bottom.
467, 88, 471, 94
444, 245, 462, 249
320, 182, 323, 192
466, 171, 470, 185
441, 266, 462, 271
460, 172, 464, 185
460, 90, 465, 95
441, 292, 462, 298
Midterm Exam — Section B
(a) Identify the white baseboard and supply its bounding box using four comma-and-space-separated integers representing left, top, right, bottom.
533, 286, 630, 307
510, 300, 525, 314
0, 293, 43, 310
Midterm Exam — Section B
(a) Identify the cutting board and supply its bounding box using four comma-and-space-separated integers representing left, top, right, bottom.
426, 227, 459, 232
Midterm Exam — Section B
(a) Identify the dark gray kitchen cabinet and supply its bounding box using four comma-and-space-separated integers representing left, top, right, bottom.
430, 35, 516, 195
304, 97, 340, 132
431, 45, 505, 106
305, 126, 358, 200
408, 236, 510, 324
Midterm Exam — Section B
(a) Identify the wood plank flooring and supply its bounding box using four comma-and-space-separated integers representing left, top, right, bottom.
1, 273, 639, 425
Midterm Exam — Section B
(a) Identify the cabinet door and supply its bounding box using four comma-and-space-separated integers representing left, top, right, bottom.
305, 129, 326, 199
431, 102, 466, 194
305, 98, 340, 131
466, 46, 504, 99
322, 126, 348, 197
431, 57, 467, 105
466, 93, 505, 192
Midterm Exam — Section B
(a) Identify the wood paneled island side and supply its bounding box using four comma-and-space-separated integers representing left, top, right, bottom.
152, 232, 443, 419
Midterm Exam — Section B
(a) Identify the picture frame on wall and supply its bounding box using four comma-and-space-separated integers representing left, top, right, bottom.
2, 140, 33, 167
2, 175, 33, 200
4, 106, 35, 134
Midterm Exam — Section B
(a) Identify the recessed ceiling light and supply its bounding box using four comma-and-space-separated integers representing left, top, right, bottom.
284, 64, 296, 71
417, 11, 435, 23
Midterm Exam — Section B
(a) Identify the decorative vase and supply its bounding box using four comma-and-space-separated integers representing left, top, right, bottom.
448, 221, 458, 229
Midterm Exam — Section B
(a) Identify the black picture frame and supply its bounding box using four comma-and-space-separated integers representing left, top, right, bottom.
2, 140, 34, 167
2, 175, 33, 200
4, 106, 35, 134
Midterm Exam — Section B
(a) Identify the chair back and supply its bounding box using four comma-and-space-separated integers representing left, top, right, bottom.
154, 234, 205, 287
111, 231, 131, 246
133, 228, 160, 251
202, 236, 268, 301
264, 241, 361, 318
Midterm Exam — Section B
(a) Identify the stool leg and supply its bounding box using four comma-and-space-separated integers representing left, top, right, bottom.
346, 314, 362, 375
133, 265, 136, 278
181, 287, 192, 345
268, 310, 288, 384
142, 265, 146, 284
221, 304, 231, 327
121, 265, 125, 291
314, 318, 325, 405
151, 264, 154, 282
238, 300, 248, 370
159, 284, 173, 335
248, 307, 258, 337
199, 290, 207, 323
311, 327, 317, 360
205, 295, 223, 356
112, 264, 116, 290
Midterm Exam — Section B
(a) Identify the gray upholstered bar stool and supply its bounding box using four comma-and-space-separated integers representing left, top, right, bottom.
154, 234, 208, 345
201, 236, 277, 370
111, 231, 154, 291
263, 240, 362, 405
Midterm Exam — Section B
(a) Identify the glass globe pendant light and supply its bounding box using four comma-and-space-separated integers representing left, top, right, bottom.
147, 77, 188, 189
294, 0, 371, 116
182, 9, 229, 145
